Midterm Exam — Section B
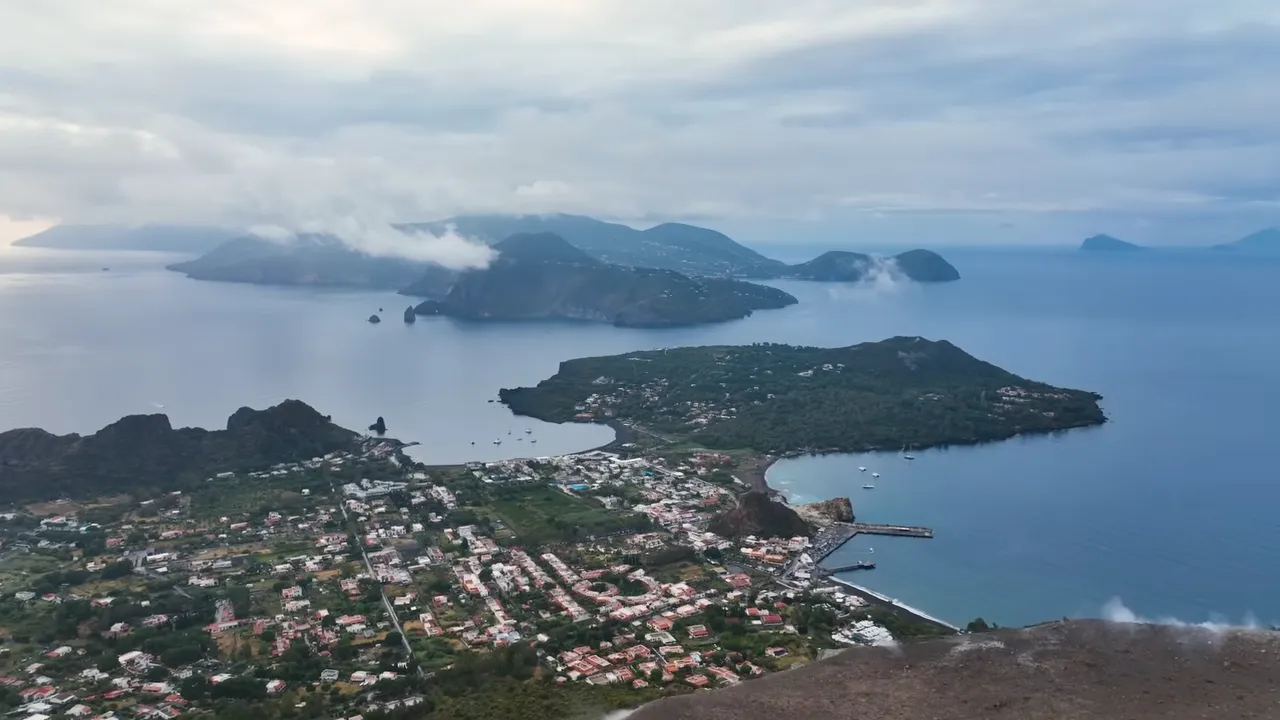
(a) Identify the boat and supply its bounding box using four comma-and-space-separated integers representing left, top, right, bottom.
530, 439, 537, 444
901, 443, 916, 460
492, 439, 501, 445
858, 466, 867, 472
525, 429, 532, 434
862, 484, 875, 490
871, 472, 880, 478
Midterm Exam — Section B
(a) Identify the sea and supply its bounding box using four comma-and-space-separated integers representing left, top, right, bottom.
2, 244, 1278, 628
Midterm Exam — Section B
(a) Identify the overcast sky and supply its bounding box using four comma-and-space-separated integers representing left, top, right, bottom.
1, 0, 1277, 246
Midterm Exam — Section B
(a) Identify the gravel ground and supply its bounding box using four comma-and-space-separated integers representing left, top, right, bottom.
628, 620, 1280, 720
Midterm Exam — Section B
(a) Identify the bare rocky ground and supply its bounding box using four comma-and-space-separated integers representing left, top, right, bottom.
628, 620, 1280, 720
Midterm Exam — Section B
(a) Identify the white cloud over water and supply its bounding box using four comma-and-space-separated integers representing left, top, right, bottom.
1102, 597, 1265, 632
0, 1, 1278, 245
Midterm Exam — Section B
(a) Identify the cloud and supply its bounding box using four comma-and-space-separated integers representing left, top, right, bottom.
0, 1, 1277, 246
1101, 597, 1265, 632
250, 219, 495, 270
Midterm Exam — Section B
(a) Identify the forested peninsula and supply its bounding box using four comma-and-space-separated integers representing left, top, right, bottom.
500, 337, 1105, 455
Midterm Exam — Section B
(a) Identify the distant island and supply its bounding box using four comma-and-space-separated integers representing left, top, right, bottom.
1080, 234, 1146, 252
12, 224, 237, 254
500, 336, 1106, 455
779, 249, 960, 282
158, 213, 960, 294
409, 233, 797, 327
1214, 227, 1280, 254
0, 400, 359, 501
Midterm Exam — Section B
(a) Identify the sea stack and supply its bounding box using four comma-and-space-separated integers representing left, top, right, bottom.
368, 314, 381, 324
403, 306, 416, 323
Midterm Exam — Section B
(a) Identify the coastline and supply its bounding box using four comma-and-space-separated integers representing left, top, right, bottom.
758, 451, 962, 633
827, 576, 961, 633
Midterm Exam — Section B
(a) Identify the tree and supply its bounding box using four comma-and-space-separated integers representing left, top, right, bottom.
101, 559, 135, 580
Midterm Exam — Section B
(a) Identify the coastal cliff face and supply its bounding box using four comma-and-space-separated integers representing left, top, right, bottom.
796, 497, 854, 524
412, 233, 797, 327
628, 620, 1280, 720
0, 400, 356, 501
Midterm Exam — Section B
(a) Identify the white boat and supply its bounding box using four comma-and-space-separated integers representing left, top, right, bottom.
871, 472, 880, 478
493, 438, 501, 445
525, 429, 533, 434
858, 466, 867, 472
903, 454, 915, 460
862, 484, 875, 490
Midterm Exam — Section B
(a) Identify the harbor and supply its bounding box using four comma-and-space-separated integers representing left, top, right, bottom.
811, 522, 935, 564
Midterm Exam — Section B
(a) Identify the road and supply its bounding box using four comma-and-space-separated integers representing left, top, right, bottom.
334, 485, 420, 672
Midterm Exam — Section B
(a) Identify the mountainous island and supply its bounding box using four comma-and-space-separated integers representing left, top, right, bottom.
12, 224, 237, 253
499, 336, 1106, 455
158, 214, 959, 293
1214, 227, 1280, 254
629, 619, 1280, 720
1079, 234, 1145, 252
408, 233, 797, 327
167, 234, 431, 289
780, 248, 960, 282
0, 400, 358, 501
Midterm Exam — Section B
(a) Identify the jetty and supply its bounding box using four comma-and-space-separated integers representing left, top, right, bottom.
811, 522, 934, 564
820, 560, 876, 573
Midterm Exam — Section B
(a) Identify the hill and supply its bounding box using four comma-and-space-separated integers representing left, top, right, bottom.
780, 249, 959, 282
708, 491, 811, 539
167, 234, 431, 289
1080, 234, 1145, 252
628, 619, 1280, 720
168, 215, 962, 292
0, 400, 358, 501
1214, 227, 1280, 254
499, 336, 1105, 454
404, 214, 787, 277
13, 224, 236, 254
410, 233, 797, 327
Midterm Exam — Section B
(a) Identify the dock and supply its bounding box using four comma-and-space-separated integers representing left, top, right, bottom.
811, 522, 934, 564
848, 522, 933, 539
820, 560, 876, 573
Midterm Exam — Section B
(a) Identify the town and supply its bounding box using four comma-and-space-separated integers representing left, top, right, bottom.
0, 436, 949, 720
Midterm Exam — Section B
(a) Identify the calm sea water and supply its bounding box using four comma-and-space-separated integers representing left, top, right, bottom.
2, 245, 1278, 627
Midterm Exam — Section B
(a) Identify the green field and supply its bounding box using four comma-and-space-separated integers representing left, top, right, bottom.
490, 486, 641, 545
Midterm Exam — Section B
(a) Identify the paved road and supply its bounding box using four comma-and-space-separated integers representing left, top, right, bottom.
334, 486, 419, 672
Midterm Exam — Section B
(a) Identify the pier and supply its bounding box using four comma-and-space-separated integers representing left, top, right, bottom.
821, 560, 876, 573
811, 522, 934, 564
848, 522, 933, 539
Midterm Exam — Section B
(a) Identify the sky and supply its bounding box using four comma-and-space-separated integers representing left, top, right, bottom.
0, 0, 1278, 247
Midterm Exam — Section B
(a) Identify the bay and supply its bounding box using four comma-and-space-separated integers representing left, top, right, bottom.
2, 244, 1277, 627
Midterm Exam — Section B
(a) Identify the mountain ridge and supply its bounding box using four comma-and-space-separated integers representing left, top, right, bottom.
410, 233, 797, 327
163, 214, 962, 291
0, 400, 358, 501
